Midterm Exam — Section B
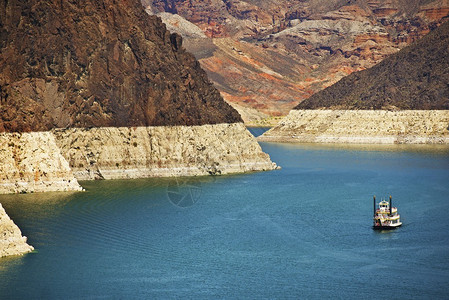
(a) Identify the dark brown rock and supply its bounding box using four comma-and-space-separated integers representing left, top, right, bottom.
0, 0, 242, 133
295, 21, 449, 110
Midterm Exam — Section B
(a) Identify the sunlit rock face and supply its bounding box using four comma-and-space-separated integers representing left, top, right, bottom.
260, 22, 449, 144
259, 110, 449, 144
53, 123, 277, 180
295, 20, 449, 110
0, 203, 34, 258
143, 0, 449, 122
0, 132, 83, 194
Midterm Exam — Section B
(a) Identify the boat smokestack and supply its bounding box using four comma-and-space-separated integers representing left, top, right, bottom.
374, 195, 376, 217
390, 195, 393, 216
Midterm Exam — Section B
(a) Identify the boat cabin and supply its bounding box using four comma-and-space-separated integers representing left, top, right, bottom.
373, 196, 402, 229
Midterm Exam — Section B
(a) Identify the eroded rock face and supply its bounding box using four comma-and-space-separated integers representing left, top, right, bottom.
53, 123, 277, 180
0, 123, 278, 195
143, 0, 449, 121
296, 20, 449, 110
0, 0, 279, 196
0, 132, 83, 194
0, 0, 242, 133
259, 110, 449, 144
0, 203, 34, 258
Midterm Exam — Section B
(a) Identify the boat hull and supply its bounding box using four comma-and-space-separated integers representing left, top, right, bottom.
372, 224, 402, 230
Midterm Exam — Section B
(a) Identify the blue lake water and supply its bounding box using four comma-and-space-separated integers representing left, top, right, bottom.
1, 131, 449, 299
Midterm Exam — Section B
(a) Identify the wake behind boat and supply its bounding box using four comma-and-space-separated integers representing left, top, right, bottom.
373, 195, 402, 230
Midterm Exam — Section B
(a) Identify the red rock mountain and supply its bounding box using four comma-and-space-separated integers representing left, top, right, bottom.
295, 20, 449, 110
142, 0, 449, 121
0, 0, 242, 133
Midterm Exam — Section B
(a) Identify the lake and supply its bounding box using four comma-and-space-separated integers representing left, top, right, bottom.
1, 129, 449, 299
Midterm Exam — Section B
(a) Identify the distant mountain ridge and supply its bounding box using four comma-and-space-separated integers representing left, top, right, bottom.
142, 0, 449, 121
0, 0, 241, 133
295, 20, 449, 110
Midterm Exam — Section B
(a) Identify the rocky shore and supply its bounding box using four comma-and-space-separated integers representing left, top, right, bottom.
0, 203, 34, 258
54, 123, 277, 180
259, 110, 449, 144
0, 132, 83, 194
0, 123, 276, 194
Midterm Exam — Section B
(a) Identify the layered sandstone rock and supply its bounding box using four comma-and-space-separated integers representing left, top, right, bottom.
259, 110, 449, 144
0, 203, 34, 258
0, 132, 83, 194
144, 0, 449, 121
54, 123, 277, 180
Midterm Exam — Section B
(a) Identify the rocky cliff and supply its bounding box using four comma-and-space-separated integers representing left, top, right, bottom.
259, 110, 449, 144
0, 124, 277, 195
0, 0, 276, 196
0, 0, 277, 260
296, 20, 449, 109
0, 203, 34, 258
0, 132, 83, 194
143, 0, 449, 122
0, 0, 241, 132
260, 21, 449, 144
54, 123, 277, 180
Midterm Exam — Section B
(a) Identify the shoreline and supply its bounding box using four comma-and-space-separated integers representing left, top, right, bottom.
0, 132, 83, 194
259, 134, 449, 144
259, 110, 449, 144
54, 123, 277, 181
0, 123, 277, 194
